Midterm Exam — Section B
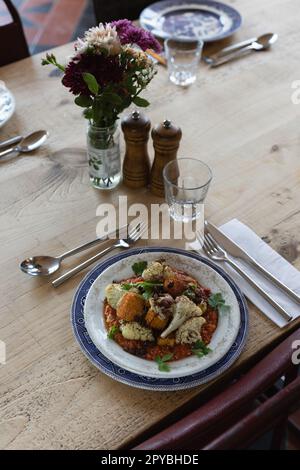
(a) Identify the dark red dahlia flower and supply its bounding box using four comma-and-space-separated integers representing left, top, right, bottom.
62, 53, 124, 96
111, 19, 162, 53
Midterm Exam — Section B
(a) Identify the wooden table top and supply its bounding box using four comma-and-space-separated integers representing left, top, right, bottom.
1, 0, 300, 450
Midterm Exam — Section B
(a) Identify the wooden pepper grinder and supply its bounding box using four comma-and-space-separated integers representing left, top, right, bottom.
150, 119, 182, 197
121, 110, 151, 188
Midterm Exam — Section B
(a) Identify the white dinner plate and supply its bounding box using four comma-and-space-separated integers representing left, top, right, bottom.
0, 81, 15, 128
71, 247, 248, 391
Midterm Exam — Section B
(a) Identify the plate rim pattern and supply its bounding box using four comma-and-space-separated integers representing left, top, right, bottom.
140, 0, 242, 42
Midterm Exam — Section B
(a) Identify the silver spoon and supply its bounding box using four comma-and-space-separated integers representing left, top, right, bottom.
0, 130, 48, 159
20, 225, 128, 276
210, 33, 278, 67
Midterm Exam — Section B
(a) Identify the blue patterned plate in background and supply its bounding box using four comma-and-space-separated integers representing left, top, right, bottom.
71, 247, 248, 391
0, 81, 15, 128
140, 0, 242, 42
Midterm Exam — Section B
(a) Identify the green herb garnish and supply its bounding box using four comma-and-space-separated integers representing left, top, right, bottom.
192, 340, 212, 358
108, 325, 119, 339
183, 284, 197, 301
121, 281, 163, 300
132, 261, 148, 276
208, 293, 230, 314
155, 354, 173, 372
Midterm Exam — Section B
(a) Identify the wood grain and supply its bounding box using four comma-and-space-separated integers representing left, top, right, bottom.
0, 0, 300, 449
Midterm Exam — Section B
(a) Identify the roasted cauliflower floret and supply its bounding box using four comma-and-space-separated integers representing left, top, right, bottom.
116, 292, 145, 321
175, 316, 206, 344
142, 261, 165, 282
120, 322, 154, 342
161, 295, 204, 338
105, 283, 125, 309
149, 293, 174, 314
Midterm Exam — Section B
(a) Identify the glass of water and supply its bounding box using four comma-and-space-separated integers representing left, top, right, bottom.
164, 38, 203, 87
163, 158, 212, 222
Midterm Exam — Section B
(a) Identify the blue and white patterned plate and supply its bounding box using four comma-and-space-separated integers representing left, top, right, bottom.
0, 81, 15, 128
140, 0, 242, 42
71, 247, 248, 391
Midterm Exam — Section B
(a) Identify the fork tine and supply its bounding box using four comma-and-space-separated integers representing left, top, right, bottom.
196, 231, 211, 257
206, 231, 225, 253
206, 232, 222, 253
204, 232, 217, 253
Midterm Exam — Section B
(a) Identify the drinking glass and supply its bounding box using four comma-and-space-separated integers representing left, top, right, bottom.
164, 38, 203, 87
163, 158, 212, 222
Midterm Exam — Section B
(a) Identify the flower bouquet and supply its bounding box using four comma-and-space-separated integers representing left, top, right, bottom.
42, 20, 161, 189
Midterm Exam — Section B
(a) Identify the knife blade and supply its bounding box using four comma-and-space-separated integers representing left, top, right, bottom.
205, 220, 300, 304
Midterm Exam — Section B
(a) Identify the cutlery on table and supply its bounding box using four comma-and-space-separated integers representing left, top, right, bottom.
20, 225, 128, 276
196, 230, 293, 324
205, 221, 300, 304
203, 36, 260, 64
208, 33, 278, 67
0, 135, 22, 149
52, 222, 147, 287
0, 130, 48, 159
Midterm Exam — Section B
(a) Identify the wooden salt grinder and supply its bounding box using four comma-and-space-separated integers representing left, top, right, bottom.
121, 110, 151, 188
150, 119, 182, 197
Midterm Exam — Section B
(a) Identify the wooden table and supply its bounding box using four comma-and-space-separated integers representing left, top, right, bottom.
1, 0, 300, 450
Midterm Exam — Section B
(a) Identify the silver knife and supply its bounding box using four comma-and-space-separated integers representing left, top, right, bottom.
205, 220, 300, 304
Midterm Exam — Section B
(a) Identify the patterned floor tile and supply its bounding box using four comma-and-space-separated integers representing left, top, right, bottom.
0, 0, 95, 54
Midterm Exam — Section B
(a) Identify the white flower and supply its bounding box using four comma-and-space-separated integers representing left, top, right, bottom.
74, 37, 88, 55
83, 23, 121, 55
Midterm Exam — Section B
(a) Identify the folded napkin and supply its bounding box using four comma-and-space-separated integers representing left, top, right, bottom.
190, 219, 300, 327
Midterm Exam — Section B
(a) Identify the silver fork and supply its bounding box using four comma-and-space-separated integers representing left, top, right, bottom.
52, 222, 147, 287
196, 231, 293, 323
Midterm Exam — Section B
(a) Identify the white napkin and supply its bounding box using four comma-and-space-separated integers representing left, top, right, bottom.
190, 219, 300, 327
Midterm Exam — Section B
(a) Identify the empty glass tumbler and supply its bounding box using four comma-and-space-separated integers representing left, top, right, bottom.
163, 158, 212, 222
164, 38, 204, 87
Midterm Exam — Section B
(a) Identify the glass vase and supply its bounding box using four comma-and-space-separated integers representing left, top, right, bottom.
87, 123, 121, 190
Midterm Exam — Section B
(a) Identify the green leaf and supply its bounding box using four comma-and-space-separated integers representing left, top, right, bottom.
208, 293, 230, 314
121, 283, 132, 291
108, 325, 119, 339
133, 96, 150, 107
161, 353, 173, 362
192, 340, 212, 357
75, 95, 93, 108
132, 261, 148, 276
158, 362, 171, 372
183, 284, 197, 301
82, 72, 99, 95
103, 93, 122, 106
121, 281, 162, 290
155, 353, 173, 372
83, 108, 93, 120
